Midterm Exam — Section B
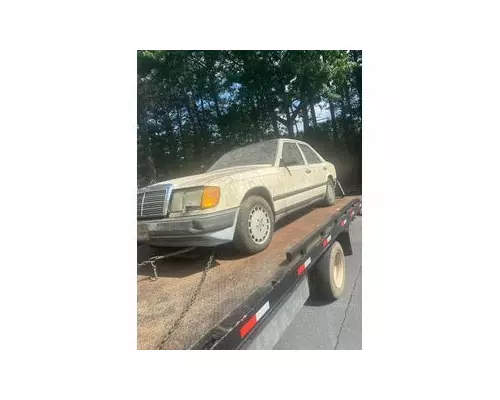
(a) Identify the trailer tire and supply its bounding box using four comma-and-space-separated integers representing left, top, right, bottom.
310, 241, 346, 301
322, 177, 336, 206
233, 195, 274, 255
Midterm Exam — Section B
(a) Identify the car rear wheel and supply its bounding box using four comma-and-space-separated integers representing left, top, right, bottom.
323, 177, 336, 206
233, 195, 274, 254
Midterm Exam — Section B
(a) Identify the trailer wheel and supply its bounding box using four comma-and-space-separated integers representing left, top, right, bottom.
233, 195, 274, 255
322, 177, 336, 206
310, 241, 346, 301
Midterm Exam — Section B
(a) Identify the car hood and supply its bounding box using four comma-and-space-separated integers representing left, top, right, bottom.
147, 164, 273, 189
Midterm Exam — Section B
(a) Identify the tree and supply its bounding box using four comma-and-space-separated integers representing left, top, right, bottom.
137, 50, 362, 189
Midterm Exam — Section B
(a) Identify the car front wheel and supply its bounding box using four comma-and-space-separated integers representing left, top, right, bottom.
233, 195, 274, 254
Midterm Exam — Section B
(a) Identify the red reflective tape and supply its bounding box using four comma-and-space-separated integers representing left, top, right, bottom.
239, 301, 270, 338
297, 264, 306, 275
322, 234, 332, 247
340, 219, 347, 227
297, 257, 311, 275
350, 209, 355, 216
240, 315, 257, 338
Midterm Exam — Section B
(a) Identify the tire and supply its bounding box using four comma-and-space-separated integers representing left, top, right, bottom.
309, 241, 346, 301
233, 195, 274, 255
323, 177, 336, 206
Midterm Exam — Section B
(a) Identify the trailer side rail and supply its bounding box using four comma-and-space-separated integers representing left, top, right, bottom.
191, 198, 362, 350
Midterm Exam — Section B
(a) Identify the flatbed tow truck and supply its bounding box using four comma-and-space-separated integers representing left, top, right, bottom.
137, 194, 362, 350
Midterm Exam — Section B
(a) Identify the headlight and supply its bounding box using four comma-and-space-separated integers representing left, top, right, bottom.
184, 189, 203, 208
169, 190, 186, 212
169, 186, 220, 212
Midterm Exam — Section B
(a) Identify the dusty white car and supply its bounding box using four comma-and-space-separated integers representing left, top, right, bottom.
137, 139, 337, 254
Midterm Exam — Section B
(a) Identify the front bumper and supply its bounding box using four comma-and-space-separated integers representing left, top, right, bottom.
137, 208, 238, 247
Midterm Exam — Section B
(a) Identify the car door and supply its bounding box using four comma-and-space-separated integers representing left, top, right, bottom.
297, 143, 328, 199
279, 141, 310, 212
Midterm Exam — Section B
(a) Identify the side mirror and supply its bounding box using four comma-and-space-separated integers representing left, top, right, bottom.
279, 158, 287, 168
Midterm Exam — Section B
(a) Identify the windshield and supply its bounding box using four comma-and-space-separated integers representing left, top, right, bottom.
207, 140, 278, 172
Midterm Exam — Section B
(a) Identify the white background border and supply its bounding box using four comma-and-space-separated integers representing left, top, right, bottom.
2, 0, 500, 398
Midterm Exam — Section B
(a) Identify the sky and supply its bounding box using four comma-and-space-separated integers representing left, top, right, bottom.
295, 101, 332, 133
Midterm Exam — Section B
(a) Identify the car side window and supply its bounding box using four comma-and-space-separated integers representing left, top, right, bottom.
298, 144, 322, 164
282, 143, 305, 166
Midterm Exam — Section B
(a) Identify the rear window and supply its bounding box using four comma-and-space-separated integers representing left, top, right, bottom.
298, 144, 322, 164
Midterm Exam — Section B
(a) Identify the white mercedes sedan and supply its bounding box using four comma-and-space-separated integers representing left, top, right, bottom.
137, 138, 337, 254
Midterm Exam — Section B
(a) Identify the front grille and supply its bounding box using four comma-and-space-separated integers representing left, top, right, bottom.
137, 188, 167, 218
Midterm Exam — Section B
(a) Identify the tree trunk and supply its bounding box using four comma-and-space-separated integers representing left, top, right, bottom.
137, 112, 157, 181
137, 79, 157, 181
285, 108, 294, 137
208, 71, 224, 140
328, 99, 337, 144
309, 93, 317, 127
267, 96, 280, 137
213, 93, 222, 120
212, 91, 227, 142
340, 89, 348, 136
270, 111, 280, 137
355, 72, 362, 111
185, 95, 203, 161
310, 104, 318, 127
199, 93, 210, 151
139, 127, 157, 181
176, 106, 188, 165
251, 96, 259, 142
344, 86, 353, 121
162, 114, 177, 168
302, 107, 309, 133
352, 50, 362, 111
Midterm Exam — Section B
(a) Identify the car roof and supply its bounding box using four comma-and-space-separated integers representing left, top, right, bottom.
278, 138, 309, 145
237, 138, 310, 148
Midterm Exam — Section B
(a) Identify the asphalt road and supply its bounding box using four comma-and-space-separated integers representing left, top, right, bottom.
274, 216, 362, 350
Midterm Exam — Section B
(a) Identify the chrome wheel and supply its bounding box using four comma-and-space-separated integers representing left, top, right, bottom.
248, 205, 271, 244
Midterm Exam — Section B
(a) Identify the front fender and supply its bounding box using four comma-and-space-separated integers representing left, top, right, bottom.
210, 176, 276, 207
205, 175, 240, 210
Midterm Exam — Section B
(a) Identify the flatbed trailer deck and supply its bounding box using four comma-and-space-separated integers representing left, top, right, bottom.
137, 195, 361, 350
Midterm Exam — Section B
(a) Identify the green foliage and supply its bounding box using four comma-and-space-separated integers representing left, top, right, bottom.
137, 50, 362, 189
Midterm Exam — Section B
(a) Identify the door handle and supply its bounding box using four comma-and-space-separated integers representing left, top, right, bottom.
305, 169, 311, 174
